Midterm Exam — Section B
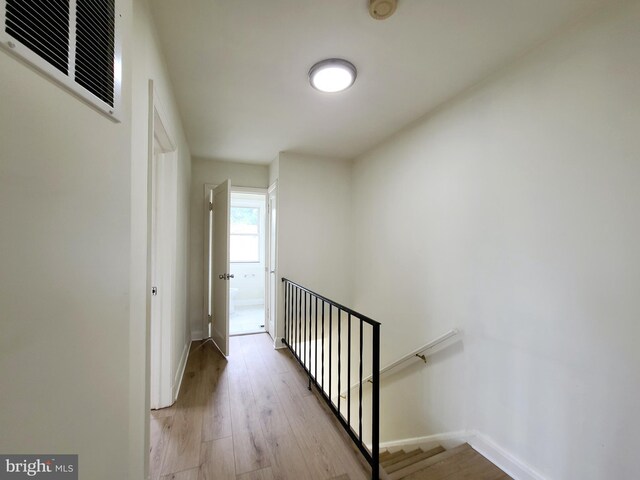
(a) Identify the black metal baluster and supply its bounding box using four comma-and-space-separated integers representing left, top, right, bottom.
284, 281, 288, 346
304, 292, 308, 366
291, 284, 295, 349
359, 317, 363, 444
298, 286, 302, 359
347, 313, 351, 428
315, 296, 318, 383
307, 292, 312, 390
321, 300, 325, 392
372, 323, 380, 480
329, 304, 332, 401
289, 283, 293, 346
292, 285, 295, 351
337, 308, 341, 415
308, 291, 312, 380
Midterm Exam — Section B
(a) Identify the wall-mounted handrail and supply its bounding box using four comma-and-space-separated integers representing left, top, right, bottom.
378, 328, 459, 377
339, 329, 459, 398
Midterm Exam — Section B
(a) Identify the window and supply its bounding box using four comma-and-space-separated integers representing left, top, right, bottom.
1, 0, 122, 120
230, 207, 260, 263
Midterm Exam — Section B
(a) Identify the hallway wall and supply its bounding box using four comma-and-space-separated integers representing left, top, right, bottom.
351, 1, 640, 479
130, 0, 193, 477
0, 3, 134, 480
0, 0, 192, 478
271, 152, 353, 343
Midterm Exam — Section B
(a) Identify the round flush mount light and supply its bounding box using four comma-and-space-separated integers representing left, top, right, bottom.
369, 0, 398, 20
308, 58, 357, 93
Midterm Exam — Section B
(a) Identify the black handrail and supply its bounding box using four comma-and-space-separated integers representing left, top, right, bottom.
282, 278, 381, 480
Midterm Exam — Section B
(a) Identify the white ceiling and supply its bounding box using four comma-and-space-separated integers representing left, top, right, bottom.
150, 0, 604, 164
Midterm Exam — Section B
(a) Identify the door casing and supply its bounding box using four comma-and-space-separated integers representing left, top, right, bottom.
148, 82, 177, 410
267, 182, 279, 345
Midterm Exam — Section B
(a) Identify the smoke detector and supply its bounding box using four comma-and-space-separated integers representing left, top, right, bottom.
369, 0, 398, 20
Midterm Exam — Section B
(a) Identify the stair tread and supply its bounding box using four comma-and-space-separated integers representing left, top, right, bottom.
381, 449, 408, 464
388, 444, 471, 480
380, 451, 392, 461
382, 449, 422, 468
402, 445, 513, 480
385, 446, 446, 474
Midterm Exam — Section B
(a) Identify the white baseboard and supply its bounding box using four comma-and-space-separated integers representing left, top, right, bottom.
173, 341, 190, 401
191, 329, 203, 341
274, 337, 285, 349
468, 431, 547, 480
379, 430, 547, 480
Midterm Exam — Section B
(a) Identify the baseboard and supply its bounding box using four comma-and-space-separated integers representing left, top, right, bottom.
468, 431, 548, 480
191, 329, 203, 341
379, 430, 547, 480
274, 337, 285, 349
173, 340, 190, 401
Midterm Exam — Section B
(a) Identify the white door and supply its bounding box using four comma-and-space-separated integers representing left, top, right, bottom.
210, 180, 231, 356
150, 154, 176, 409
150, 109, 177, 410
267, 184, 278, 337
150, 143, 163, 408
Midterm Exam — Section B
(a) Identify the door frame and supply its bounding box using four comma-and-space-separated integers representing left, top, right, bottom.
267, 181, 280, 347
203, 183, 217, 339
231, 187, 268, 335
148, 82, 177, 410
203, 185, 269, 338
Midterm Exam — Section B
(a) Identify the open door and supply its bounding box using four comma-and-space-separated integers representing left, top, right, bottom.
209, 179, 231, 356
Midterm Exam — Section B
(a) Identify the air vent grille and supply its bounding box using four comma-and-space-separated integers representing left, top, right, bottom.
75, 0, 115, 107
1, 0, 120, 118
5, 0, 69, 74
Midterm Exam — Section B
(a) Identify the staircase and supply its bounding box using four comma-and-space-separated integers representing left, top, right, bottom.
379, 443, 512, 480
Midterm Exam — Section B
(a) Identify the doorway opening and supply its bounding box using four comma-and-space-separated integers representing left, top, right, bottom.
229, 189, 267, 335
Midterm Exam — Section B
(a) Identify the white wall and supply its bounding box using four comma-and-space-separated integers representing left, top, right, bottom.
189, 157, 269, 338
0, 3, 134, 480
130, 0, 192, 477
0, 0, 191, 478
352, 2, 640, 479
272, 152, 353, 342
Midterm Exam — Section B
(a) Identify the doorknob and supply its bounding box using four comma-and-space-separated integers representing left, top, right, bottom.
218, 274, 225, 280
225, 273, 235, 279
270, 270, 275, 274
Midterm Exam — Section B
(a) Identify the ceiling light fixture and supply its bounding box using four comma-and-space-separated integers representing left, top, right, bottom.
308, 58, 357, 93
369, 0, 398, 20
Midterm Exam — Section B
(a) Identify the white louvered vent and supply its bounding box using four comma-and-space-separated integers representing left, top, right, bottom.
0, 0, 122, 121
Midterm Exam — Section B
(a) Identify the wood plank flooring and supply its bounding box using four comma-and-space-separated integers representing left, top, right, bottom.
150, 334, 370, 480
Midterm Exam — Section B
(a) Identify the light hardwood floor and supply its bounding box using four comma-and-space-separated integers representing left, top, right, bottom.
150, 333, 370, 480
